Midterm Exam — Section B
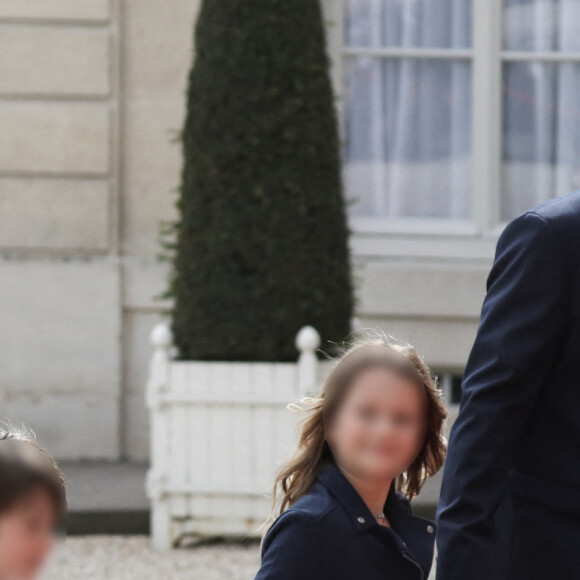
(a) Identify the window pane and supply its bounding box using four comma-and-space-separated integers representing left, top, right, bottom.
345, 0, 473, 49
451, 374, 464, 405
344, 57, 472, 218
503, 0, 580, 52
501, 61, 580, 221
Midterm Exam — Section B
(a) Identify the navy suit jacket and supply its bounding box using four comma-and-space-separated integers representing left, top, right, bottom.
436, 190, 580, 579
255, 458, 436, 580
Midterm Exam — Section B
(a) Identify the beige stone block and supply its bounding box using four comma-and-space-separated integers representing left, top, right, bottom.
0, 0, 109, 22
0, 257, 121, 397
0, 177, 109, 250
122, 310, 168, 461
122, 256, 171, 310
121, 0, 200, 255
0, 101, 109, 174
3, 391, 119, 460
0, 25, 109, 95
0, 256, 121, 456
356, 316, 479, 369
357, 260, 488, 319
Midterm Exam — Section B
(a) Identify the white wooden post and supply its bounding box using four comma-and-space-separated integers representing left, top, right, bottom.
146, 323, 173, 551
296, 326, 320, 397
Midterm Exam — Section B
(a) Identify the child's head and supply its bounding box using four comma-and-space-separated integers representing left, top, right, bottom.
272, 332, 447, 516
0, 425, 66, 580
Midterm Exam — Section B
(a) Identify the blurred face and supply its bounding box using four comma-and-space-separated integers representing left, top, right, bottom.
0, 486, 57, 580
325, 365, 427, 482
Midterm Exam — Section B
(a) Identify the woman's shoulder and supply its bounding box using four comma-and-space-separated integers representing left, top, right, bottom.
266, 480, 338, 536
259, 489, 333, 565
257, 491, 335, 580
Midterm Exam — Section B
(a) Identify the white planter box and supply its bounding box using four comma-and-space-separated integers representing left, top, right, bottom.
145, 323, 329, 550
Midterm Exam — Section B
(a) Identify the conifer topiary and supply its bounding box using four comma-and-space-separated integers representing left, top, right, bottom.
168, 0, 354, 361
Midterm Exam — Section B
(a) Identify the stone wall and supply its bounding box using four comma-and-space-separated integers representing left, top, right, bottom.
0, 0, 199, 460
0, 0, 488, 461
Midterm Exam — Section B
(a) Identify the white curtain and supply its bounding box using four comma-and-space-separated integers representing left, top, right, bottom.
345, 0, 580, 222
344, 0, 473, 219
502, 0, 580, 220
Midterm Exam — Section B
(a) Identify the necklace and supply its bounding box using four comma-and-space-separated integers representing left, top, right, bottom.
376, 511, 391, 527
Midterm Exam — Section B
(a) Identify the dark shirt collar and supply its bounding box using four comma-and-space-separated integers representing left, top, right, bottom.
316, 457, 407, 533
315, 457, 437, 577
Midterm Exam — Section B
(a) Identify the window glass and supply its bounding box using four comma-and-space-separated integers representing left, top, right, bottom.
344, 0, 473, 220
501, 0, 580, 220
346, 0, 473, 49
345, 56, 472, 218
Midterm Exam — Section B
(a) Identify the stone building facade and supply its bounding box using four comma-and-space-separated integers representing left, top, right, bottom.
0, 0, 494, 461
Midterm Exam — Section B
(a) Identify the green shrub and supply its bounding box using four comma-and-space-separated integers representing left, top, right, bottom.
168, 0, 354, 361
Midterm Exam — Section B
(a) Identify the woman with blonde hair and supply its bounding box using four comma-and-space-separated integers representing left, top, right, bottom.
254, 332, 447, 580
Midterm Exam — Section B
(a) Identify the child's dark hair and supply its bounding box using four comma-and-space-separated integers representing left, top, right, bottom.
0, 423, 67, 527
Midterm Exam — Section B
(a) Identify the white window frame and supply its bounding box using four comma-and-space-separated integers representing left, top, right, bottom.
322, 0, 577, 260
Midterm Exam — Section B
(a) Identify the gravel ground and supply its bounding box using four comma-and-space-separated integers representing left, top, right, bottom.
41, 535, 436, 579
41, 536, 261, 580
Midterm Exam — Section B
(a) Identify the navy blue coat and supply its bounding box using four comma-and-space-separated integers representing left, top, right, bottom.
255, 459, 437, 580
436, 190, 580, 579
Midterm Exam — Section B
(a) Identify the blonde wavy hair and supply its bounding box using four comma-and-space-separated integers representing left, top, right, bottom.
262, 330, 448, 537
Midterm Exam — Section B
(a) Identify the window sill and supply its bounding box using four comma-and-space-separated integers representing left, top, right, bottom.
349, 217, 507, 261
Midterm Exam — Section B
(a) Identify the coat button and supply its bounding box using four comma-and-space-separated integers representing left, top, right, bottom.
426, 525, 434, 534
357, 516, 366, 524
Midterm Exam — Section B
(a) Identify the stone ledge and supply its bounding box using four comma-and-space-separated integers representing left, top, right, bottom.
0, 0, 109, 23
59, 461, 150, 512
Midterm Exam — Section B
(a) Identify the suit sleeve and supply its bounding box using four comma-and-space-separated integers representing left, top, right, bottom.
254, 510, 321, 580
435, 211, 571, 580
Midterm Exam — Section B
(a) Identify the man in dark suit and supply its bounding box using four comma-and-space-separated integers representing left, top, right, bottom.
435, 190, 580, 579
